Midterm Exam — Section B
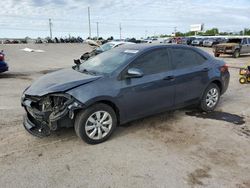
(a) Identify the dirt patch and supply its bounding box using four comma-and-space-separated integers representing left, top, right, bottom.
237, 125, 250, 137
186, 111, 245, 125
187, 166, 211, 187
124, 112, 202, 148
236, 180, 250, 188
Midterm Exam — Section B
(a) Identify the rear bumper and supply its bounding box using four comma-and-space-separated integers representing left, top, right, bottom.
214, 48, 233, 54
221, 71, 230, 95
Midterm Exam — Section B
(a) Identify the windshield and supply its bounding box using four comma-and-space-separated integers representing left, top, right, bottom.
97, 43, 115, 52
79, 49, 136, 74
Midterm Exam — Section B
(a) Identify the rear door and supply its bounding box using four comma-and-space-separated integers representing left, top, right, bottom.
119, 48, 175, 120
169, 47, 210, 106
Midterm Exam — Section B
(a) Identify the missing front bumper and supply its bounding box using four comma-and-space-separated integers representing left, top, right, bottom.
23, 114, 51, 137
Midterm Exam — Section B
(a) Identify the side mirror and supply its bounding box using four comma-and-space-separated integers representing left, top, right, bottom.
126, 68, 144, 78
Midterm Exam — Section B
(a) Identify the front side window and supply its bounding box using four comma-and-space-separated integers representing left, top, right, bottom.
171, 48, 206, 69
247, 38, 250, 44
130, 48, 171, 75
242, 38, 248, 45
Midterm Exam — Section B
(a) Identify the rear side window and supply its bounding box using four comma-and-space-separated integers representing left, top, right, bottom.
171, 48, 206, 69
131, 48, 171, 75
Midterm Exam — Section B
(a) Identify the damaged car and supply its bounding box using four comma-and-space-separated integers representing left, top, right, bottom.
213, 37, 250, 58
80, 41, 135, 61
21, 44, 230, 144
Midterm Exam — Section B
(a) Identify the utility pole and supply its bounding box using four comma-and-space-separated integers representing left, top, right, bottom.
174, 26, 177, 36
119, 23, 122, 40
88, 7, 91, 38
96, 22, 99, 39
49, 18, 52, 39
145, 30, 148, 39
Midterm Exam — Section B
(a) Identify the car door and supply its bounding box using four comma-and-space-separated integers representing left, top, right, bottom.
245, 38, 250, 53
118, 48, 175, 120
169, 47, 210, 106
240, 38, 250, 54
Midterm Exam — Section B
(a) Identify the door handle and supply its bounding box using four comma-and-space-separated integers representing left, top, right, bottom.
163, 75, 175, 81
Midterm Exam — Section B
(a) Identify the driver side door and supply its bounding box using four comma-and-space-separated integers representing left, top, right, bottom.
118, 48, 176, 121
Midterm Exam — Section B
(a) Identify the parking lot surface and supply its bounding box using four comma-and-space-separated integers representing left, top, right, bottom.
0, 44, 250, 188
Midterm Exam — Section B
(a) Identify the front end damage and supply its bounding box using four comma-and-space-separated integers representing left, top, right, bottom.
21, 93, 84, 137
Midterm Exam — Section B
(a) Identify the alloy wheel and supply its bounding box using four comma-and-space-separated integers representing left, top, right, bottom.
206, 88, 219, 108
85, 111, 113, 140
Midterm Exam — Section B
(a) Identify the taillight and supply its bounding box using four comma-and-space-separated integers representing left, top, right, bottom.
220, 64, 228, 72
0, 53, 4, 61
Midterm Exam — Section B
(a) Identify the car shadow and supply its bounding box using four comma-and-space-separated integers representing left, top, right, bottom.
112, 110, 178, 140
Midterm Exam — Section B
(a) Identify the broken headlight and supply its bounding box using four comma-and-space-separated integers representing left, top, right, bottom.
39, 93, 73, 113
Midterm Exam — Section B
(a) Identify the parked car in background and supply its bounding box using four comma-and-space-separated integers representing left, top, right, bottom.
94, 41, 135, 54
203, 38, 226, 47
213, 37, 250, 58
80, 41, 135, 60
191, 38, 204, 46
21, 44, 229, 144
0, 51, 8, 73
186, 37, 196, 45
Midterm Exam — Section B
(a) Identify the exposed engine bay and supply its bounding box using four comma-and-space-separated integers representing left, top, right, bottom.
21, 93, 83, 137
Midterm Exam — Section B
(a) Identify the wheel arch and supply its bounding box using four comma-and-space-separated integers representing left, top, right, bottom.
211, 80, 223, 93
83, 98, 121, 124
201, 79, 223, 100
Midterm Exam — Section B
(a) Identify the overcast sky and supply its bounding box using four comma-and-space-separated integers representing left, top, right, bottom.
0, 0, 250, 39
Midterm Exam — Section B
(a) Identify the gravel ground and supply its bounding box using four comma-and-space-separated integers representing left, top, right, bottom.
0, 44, 250, 188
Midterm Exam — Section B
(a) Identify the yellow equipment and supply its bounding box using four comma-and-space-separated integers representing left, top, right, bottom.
239, 66, 250, 84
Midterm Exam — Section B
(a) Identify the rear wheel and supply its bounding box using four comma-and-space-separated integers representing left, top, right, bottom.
233, 49, 240, 58
74, 103, 117, 144
200, 83, 220, 112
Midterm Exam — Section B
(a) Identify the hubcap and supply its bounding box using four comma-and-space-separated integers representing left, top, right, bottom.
85, 111, 112, 140
206, 88, 219, 108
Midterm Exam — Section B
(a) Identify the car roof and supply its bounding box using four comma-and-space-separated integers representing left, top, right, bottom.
118, 43, 191, 51
116, 43, 212, 59
107, 41, 135, 46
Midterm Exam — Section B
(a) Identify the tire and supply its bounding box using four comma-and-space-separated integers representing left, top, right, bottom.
233, 49, 240, 58
200, 83, 220, 112
214, 53, 220, 57
74, 103, 117, 144
239, 77, 247, 84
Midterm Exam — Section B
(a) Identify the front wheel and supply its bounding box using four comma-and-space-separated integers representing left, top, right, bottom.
200, 84, 220, 112
233, 50, 240, 58
214, 53, 220, 57
74, 103, 117, 144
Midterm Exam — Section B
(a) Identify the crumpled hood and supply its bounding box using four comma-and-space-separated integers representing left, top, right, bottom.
24, 68, 101, 96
